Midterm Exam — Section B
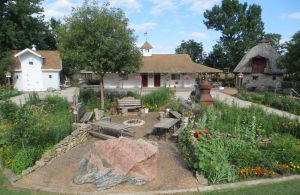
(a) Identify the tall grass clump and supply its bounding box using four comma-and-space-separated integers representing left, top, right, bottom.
143, 88, 172, 111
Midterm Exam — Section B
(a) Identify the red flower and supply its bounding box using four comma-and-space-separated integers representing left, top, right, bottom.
204, 131, 210, 135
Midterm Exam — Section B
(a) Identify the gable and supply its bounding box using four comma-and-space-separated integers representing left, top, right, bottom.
13, 50, 61, 70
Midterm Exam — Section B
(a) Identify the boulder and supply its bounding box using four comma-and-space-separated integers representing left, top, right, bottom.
73, 137, 158, 190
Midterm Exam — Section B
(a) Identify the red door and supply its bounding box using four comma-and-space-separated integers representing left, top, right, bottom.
142, 74, 148, 87
154, 73, 160, 87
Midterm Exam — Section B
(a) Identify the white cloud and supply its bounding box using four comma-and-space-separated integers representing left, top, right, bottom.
181, 0, 221, 13
130, 22, 157, 32
43, 0, 81, 20
150, 0, 177, 15
188, 32, 209, 40
285, 12, 300, 19
109, 0, 142, 11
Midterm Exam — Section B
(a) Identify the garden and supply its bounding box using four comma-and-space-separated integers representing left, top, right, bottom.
0, 94, 73, 175
178, 101, 300, 185
235, 90, 300, 115
0, 85, 20, 100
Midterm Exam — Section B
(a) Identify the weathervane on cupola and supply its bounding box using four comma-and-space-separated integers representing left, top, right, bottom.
141, 32, 153, 56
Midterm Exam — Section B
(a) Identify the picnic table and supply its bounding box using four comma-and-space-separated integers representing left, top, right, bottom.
169, 111, 182, 119
154, 118, 180, 132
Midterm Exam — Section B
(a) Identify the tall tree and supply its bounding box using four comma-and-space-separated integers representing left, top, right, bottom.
203, 0, 264, 69
204, 42, 229, 69
175, 40, 205, 63
277, 31, 300, 80
0, 0, 57, 83
57, 1, 142, 109
264, 33, 282, 53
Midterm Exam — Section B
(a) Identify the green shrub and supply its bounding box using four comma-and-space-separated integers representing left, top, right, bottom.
0, 86, 20, 100
5, 105, 47, 148
44, 96, 69, 111
0, 146, 15, 168
46, 110, 73, 144
0, 100, 18, 122
267, 134, 300, 164
165, 97, 182, 112
27, 92, 40, 105
236, 90, 300, 115
11, 147, 43, 174
143, 88, 171, 111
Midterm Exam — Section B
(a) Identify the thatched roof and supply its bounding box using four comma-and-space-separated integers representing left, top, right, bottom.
233, 39, 286, 74
141, 41, 153, 49
140, 54, 222, 73
13, 49, 61, 70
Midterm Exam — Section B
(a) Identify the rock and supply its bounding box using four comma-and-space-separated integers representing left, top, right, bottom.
35, 160, 45, 167
94, 109, 104, 121
73, 137, 158, 190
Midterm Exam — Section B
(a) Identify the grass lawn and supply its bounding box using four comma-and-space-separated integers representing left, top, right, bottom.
191, 178, 300, 195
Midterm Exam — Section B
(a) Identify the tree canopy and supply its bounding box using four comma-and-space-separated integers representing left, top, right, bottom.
175, 40, 205, 63
277, 31, 300, 80
203, 0, 265, 69
57, 1, 142, 109
0, 0, 58, 83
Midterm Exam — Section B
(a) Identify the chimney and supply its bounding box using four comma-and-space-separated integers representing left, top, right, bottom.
32, 44, 37, 51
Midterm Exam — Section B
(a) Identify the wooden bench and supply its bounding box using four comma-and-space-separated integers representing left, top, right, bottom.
117, 97, 143, 113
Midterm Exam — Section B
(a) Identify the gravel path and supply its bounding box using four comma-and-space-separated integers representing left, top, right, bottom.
212, 90, 300, 121
16, 112, 200, 193
10, 87, 79, 105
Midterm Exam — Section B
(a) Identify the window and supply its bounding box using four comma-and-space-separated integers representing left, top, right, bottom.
252, 76, 258, 80
273, 76, 276, 80
29, 58, 33, 65
49, 75, 52, 79
16, 75, 19, 79
171, 74, 180, 80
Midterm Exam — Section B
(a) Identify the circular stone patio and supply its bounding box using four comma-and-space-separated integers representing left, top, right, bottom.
15, 112, 201, 193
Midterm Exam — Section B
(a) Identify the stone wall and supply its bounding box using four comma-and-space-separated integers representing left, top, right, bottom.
242, 73, 283, 91
18, 123, 92, 179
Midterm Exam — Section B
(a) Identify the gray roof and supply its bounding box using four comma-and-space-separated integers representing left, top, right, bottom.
233, 40, 286, 74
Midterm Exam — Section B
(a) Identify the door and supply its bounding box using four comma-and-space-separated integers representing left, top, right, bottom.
154, 73, 160, 87
142, 73, 148, 87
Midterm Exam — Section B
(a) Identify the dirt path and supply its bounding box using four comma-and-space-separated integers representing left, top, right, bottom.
16, 112, 199, 193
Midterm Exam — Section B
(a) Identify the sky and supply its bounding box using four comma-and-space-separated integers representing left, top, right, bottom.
42, 0, 300, 54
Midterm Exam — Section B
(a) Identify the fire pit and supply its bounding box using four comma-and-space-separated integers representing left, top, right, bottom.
123, 119, 145, 127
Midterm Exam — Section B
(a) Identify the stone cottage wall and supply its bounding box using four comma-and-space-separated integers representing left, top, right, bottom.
242, 73, 283, 91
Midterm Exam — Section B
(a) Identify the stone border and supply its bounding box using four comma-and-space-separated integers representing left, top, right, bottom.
7, 174, 300, 194
9, 123, 92, 182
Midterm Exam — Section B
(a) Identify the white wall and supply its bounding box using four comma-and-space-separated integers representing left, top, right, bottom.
13, 72, 23, 91
18, 53, 44, 91
42, 71, 60, 90
103, 73, 195, 89
14, 51, 61, 91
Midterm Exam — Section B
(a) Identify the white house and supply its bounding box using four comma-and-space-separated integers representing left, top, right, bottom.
80, 41, 222, 90
12, 46, 62, 91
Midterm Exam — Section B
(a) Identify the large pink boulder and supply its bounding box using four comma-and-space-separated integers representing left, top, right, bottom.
74, 137, 158, 190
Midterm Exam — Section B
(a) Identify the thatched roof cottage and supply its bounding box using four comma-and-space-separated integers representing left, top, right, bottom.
234, 38, 286, 90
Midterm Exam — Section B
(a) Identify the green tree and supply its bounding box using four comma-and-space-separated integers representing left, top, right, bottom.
203, 0, 264, 69
57, 1, 142, 109
277, 31, 300, 80
175, 40, 205, 63
264, 33, 282, 53
0, 0, 57, 83
204, 42, 230, 69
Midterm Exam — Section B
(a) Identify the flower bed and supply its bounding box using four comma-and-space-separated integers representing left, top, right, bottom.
178, 101, 300, 185
235, 90, 300, 115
